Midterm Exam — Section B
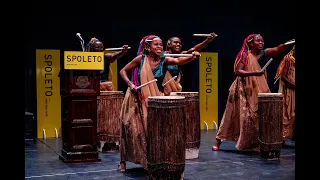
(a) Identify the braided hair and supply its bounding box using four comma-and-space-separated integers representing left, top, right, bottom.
136, 35, 160, 55
234, 34, 260, 72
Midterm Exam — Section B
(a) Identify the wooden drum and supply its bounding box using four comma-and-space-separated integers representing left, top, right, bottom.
171, 92, 200, 160
258, 93, 283, 160
97, 91, 124, 152
147, 96, 186, 180
100, 81, 114, 91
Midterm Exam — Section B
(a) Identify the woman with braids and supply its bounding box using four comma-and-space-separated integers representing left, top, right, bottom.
274, 46, 295, 141
118, 35, 200, 172
163, 33, 216, 95
86, 37, 129, 91
211, 34, 295, 151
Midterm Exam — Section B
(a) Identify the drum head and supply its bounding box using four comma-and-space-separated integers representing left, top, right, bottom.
170, 92, 198, 95
100, 91, 123, 95
258, 93, 283, 97
148, 96, 185, 100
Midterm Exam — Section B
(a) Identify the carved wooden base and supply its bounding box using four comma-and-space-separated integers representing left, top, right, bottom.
59, 149, 101, 163
59, 70, 101, 163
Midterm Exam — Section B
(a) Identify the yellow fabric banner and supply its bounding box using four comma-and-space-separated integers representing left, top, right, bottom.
199, 52, 218, 130
36, 49, 61, 138
105, 50, 118, 90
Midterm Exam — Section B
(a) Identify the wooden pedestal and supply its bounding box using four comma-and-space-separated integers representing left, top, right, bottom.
59, 70, 101, 163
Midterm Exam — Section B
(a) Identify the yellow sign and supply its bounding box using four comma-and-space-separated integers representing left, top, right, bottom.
36, 49, 61, 138
199, 52, 218, 130
64, 51, 104, 70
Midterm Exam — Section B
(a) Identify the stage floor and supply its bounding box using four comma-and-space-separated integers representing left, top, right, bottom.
25, 130, 295, 180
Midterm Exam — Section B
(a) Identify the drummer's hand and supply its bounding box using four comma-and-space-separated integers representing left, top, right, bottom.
254, 70, 264, 76
121, 45, 129, 53
191, 51, 201, 59
129, 84, 138, 93
206, 32, 217, 42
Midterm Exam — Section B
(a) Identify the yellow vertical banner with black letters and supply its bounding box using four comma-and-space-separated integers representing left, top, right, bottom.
109, 60, 118, 91
105, 50, 118, 90
199, 52, 218, 130
36, 49, 61, 138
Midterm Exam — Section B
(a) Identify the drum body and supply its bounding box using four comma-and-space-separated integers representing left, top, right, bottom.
147, 96, 186, 180
171, 92, 200, 160
97, 91, 124, 152
258, 93, 283, 159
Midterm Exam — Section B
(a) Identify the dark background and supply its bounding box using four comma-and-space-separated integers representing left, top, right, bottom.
24, 0, 295, 124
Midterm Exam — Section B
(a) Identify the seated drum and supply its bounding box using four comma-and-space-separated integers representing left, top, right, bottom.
171, 92, 200, 160
97, 91, 124, 152
147, 96, 186, 180
257, 93, 283, 160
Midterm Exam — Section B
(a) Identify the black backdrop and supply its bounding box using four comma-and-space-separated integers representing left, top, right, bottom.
24, 0, 295, 124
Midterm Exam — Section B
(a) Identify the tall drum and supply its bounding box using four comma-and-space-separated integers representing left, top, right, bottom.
97, 91, 124, 152
147, 96, 186, 180
258, 93, 283, 160
171, 92, 200, 160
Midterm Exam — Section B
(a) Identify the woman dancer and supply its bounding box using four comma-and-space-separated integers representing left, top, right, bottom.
118, 35, 200, 172
212, 34, 294, 151
274, 46, 295, 141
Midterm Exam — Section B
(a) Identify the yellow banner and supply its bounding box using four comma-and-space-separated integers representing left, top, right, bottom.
105, 51, 118, 90
64, 51, 104, 70
199, 52, 218, 130
36, 49, 61, 138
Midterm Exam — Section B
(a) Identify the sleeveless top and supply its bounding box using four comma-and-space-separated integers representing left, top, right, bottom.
167, 64, 181, 77
138, 54, 166, 91
257, 50, 268, 66
166, 50, 183, 77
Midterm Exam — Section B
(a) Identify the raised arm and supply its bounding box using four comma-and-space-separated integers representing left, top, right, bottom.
183, 33, 216, 54
104, 45, 129, 63
165, 52, 200, 65
265, 39, 294, 57
120, 55, 142, 92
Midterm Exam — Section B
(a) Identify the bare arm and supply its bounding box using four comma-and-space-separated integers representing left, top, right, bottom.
235, 53, 264, 77
183, 33, 216, 54
104, 45, 129, 63
165, 52, 200, 65
265, 39, 294, 57
235, 62, 264, 77
120, 55, 142, 87
176, 73, 181, 83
